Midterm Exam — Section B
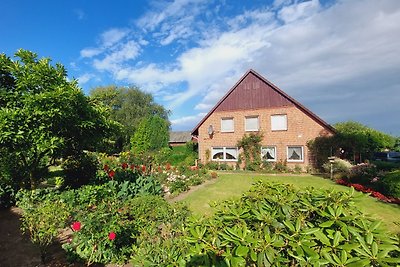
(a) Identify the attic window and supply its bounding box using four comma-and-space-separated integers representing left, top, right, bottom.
221, 117, 234, 132
245, 116, 259, 131
271, 114, 287, 131
287, 146, 303, 162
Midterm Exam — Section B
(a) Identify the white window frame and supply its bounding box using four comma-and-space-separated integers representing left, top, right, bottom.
245, 116, 259, 131
287, 146, 304, 162
212, 147, 239, 161
271, 114, 288, 131
221, 117, 234, 133
261, 146, 277, 162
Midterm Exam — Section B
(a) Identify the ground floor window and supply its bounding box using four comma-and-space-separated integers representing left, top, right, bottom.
212, 147, 238, 161
287, 146, 304, 162
261, 146, 276, 161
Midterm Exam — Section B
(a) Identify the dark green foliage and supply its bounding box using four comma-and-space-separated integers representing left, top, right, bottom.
308, 121, 397, 169
90, 86, 170, 152
377, 170, 400, 198
0, 177, 16, 209
237, 133, 263, 170
131, 115, 169, 153
372, 160, 400, 172
61, 153, 98, 188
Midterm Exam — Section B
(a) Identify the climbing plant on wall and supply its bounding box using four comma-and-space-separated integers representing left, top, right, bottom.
237, 133, 263, 170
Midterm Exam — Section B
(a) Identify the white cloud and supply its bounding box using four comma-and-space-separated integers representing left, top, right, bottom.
93, 41, 141, 71
171, 112, 207, 130
80, 47, 103, 58
278, 0, 321, 23
77, 73, 95, 85
101, 28, 130, 47
78, 0, 400, 133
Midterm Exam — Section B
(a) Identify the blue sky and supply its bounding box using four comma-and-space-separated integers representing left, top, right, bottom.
1, 0, 400, 135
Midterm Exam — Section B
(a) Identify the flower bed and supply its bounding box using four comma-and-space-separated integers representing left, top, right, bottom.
336, 178, 400, 204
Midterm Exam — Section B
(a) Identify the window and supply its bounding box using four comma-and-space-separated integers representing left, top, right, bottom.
261, 146, 276, 161
212, 147, 238, 161
245, 116, 259, 131
287, 146, 304, 162
271, 114, 287, 131
221, 117, 234, 132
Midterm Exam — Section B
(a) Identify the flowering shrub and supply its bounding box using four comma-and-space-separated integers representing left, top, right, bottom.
335, 177, 400, 204
348, 162, 377, 185
322, 158, 353, 179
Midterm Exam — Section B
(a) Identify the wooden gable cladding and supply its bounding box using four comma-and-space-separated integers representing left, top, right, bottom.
215, 72, 293, 112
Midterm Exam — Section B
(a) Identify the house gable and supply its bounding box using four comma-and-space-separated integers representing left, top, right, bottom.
192, 69, 335, 136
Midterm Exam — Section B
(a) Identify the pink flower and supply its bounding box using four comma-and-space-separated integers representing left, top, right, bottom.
72, 221, 81, 231
108, 232, 116, 241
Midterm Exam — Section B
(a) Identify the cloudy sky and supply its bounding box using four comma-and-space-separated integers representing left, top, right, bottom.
1, 0, 400, 135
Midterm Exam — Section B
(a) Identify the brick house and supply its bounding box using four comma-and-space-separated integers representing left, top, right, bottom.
191, 69, 335, 168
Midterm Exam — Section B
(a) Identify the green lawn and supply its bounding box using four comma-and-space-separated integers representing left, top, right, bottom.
179, 172, 400, 233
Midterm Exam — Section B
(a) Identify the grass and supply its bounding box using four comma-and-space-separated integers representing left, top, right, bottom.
179, 172, 400, 233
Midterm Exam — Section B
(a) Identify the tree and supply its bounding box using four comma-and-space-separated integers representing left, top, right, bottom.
90, 86, 170, 151
130, 115, 170, 154
308, 121, 397, 168
0, 50, 116, 189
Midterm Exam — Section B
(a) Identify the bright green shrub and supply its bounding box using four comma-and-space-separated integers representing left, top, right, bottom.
18, 196, 69, 262
180, 182, 400, 266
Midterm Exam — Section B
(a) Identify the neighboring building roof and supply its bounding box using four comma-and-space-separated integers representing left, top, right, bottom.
169, 131, 192, 143
191, 69, 336, 135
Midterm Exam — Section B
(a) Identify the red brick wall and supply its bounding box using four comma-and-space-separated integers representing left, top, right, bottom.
197, 106, 333, 168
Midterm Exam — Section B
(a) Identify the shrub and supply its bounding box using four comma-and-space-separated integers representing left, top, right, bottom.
261, 161, 274, 172
377, 170, 400, 198
322, 158, 353, 179
62, 153, 98, 188
348, 163, 377, 185
372, 160, 400, 172
274, 160, 288, 172
131, 182, 400, 266
18, 196, 69, 262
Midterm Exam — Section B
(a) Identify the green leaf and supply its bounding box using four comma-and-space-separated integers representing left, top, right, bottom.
250, 250, 257, 262
333, 231, 342, 247
235, 246, 249, 257
314, 230, 330, 246
283, 220, 295, 232
347, 259, 371, 267
302, 228, 320, 235
366, 232, 373, 245
319, 221, 334, 228
371, 242, 378, 257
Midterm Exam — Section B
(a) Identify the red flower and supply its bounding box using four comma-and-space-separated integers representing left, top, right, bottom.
103, 164, 109, 172
142, 165, 146, 172
72, 221, 81, 231
108, 170, 115, 179
121, 162, 128, 169
130, 164, 135, 170
166, 163, 171, 170
108, 232, 116, 240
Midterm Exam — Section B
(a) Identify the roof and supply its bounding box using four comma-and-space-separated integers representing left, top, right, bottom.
169, 131, 192, 143
191, 69, 336, 135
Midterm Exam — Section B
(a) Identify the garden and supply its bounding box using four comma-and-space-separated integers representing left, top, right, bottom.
1, 50, 400, 266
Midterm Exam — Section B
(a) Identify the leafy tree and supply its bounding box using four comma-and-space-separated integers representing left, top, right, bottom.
0, 49, 116, 189
308, 121, 397, 168
131, 115, 170, 154
237, 133, 263, 170
90, 86, 170, 151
